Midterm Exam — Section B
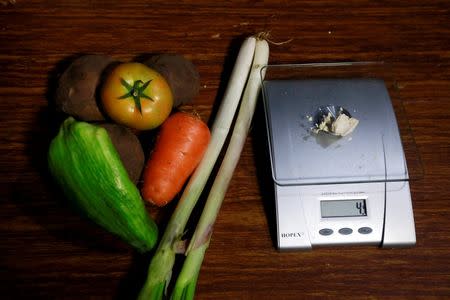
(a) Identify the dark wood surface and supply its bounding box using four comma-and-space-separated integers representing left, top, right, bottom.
1, 1, 450, 299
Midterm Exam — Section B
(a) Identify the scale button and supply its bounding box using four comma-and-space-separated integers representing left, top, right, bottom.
319, 228, 333, 236
358, 227, 373, 234
338, 228, 353, 235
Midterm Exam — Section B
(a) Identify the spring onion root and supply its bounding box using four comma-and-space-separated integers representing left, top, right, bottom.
171, 36, 270, 300
138, 36, 256, 300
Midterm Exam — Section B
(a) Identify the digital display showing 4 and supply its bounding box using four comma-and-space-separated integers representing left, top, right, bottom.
321, 199, 367, 218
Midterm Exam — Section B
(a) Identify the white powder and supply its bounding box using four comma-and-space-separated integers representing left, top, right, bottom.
331, 113, 359, 136
313, 112, 359, 137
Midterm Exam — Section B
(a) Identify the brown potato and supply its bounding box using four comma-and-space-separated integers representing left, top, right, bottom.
99, 123, 145, 184
55, 55, 116, 121
144, 54, 200, 107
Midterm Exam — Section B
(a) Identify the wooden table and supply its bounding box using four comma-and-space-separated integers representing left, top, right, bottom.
1, 1, 449, 299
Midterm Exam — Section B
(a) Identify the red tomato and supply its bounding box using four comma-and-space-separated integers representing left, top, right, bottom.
101, 62, 173, 130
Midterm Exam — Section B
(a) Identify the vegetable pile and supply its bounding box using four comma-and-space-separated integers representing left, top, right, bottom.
48, 34, 269, 299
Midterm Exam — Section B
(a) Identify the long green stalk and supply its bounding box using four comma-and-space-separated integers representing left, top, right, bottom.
138, 36, 256, 300
171, 37, 270, 300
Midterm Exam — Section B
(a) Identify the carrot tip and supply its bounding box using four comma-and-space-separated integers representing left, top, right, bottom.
146, 197, 169, 207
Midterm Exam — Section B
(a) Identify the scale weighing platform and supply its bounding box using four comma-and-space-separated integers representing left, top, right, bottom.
261, 63, 418, 250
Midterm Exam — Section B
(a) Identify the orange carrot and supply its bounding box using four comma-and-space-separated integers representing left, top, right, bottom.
142, 112, 211, 207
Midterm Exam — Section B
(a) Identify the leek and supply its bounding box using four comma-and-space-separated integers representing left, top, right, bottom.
138, 36, 256, 300
171, 37, 270, 300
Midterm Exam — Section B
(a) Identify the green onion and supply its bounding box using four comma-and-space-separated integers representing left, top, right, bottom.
171, 36, 270, 300
138, 36, 257, 300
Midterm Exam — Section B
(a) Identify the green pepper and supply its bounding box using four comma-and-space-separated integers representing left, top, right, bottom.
48, 117, 158, 252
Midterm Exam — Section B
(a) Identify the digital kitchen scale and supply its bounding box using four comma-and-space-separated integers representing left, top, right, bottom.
261, 62, 419, 250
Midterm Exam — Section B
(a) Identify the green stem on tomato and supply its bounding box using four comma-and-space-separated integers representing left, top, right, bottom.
118, 78, 153, 114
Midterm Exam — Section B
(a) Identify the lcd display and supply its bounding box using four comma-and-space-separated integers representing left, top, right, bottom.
321, 199, 367, 218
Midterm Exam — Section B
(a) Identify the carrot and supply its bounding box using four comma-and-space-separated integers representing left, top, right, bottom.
142, 112, 211, 207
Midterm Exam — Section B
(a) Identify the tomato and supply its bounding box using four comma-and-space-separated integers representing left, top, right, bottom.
101, 62, 173, 130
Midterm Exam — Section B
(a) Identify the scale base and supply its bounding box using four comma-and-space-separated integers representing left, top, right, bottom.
275, 181, 416, 250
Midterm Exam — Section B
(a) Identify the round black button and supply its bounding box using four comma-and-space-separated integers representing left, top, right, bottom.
319, 228, 333, 236
358, 227, 373, 234
338, 227, 353, 235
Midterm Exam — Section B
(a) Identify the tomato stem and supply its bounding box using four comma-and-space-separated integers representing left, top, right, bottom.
118, 78, 154, 114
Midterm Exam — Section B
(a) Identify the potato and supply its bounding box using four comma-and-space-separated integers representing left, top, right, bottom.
99, 123, 145, 184
55, 55, 115, 121
144, 54, 200, 107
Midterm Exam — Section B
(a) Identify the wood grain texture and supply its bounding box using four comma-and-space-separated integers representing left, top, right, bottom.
1, 1, 449, 299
